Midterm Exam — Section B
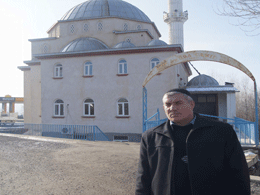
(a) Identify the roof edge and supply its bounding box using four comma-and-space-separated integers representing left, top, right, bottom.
18, 66, 31, 71
23, 60, 41, 65
29, 37, 57, 42
33, 45, 183, 59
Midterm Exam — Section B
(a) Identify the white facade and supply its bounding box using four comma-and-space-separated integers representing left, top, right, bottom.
19, 0, 191, 139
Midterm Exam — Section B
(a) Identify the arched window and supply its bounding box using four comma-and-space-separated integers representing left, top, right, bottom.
54, 64, 63, 78
118, 59, 127, 74
84, 99, 94, 116
84, 61, 93, 76
54, 99, 64, 116
117, 98, 129, 116
150, 58, 160, 70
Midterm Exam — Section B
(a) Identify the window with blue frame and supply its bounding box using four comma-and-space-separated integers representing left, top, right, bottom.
118, 59, 127, 74
84, 61, 93, 76
150, 58, 160, 70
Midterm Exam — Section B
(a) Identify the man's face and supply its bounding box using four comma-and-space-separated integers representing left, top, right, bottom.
163, 93, 195, 126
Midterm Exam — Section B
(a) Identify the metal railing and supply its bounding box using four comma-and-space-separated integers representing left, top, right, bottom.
23, 123, 109, 141
145, 111, 258, 146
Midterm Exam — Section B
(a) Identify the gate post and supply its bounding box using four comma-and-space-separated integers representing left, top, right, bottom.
254, 81, 259, 146
143, 87, 147, 133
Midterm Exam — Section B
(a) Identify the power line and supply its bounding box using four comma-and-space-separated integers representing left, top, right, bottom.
189, 62, 201, 75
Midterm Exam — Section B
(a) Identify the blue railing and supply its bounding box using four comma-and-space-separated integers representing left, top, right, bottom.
23, 123, 109, 141
199, 114, 258, 146
144, 109, 168, 132
145, 111, 259, 146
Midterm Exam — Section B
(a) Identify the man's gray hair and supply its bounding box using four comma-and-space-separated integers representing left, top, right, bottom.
162, 91, 194, 103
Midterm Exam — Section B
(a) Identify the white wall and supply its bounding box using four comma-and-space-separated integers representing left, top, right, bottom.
23, 65, 42, 124
226, 92, 236, 119
40, 50, 185, 134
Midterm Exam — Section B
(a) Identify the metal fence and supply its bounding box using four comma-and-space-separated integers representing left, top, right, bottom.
145, 111, 259, 146
23, 123, 110, 141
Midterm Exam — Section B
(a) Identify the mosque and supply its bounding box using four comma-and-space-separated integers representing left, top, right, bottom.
18, 0, 237, 141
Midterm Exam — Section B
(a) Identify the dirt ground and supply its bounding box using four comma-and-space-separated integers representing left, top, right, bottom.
0, 133, 260, 195
0, 134, 140, 195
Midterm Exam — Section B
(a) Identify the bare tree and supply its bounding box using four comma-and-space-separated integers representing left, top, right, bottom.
235, 77, 256, 121
215, 0, 260, 35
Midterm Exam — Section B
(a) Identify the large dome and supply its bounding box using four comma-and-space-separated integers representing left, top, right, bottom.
60, 0, 151, 23
61, 37, 109, 52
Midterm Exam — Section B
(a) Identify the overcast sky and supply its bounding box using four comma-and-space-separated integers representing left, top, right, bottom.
0, 0, 259, 99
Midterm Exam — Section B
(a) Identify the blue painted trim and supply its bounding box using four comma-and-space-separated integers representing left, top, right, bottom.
254, 81, 259, 145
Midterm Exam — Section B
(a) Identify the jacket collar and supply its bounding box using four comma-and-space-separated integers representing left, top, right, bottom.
153, 113, 215, 138
192, 113, 216, 129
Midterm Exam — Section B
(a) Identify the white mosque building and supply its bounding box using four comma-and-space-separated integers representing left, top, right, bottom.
18, 0, 238, 141
18, 0, 192, 140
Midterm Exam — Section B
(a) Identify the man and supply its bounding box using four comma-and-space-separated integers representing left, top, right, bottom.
135, 88, 250, 195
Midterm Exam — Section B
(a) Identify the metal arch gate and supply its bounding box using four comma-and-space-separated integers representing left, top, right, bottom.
142, 50, 259, 146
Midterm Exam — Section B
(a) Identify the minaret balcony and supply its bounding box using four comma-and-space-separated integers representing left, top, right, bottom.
163, 11, 188, 23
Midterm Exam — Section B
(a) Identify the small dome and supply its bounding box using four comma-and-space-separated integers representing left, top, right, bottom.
61, 37, 109, 52
60, 0, 151, 23
113, 41, 135, 49
187, 74, 219, 87
147, 39, 168, 46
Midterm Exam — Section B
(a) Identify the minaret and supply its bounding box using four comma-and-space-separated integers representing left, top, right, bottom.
163, 0, 188, 47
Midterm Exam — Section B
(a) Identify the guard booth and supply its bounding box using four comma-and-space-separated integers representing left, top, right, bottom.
186, 74, 238, 121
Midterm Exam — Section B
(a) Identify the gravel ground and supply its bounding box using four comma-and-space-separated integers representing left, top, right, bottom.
251, 182, 260, 194
0, 133, 259, 195
0, 134, 140, 195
